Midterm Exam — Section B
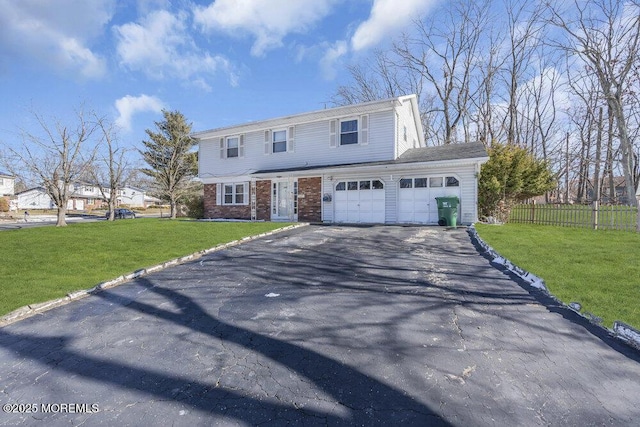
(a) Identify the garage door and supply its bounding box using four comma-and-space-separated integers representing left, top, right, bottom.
334, 179, 385, 223
398, 176, 460, 224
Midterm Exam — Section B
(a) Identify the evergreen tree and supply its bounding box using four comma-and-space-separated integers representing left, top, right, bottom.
141, 110, 197, 219
478, 143, 556, 221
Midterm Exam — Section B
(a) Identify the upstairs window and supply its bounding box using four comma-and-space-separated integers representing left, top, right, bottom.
330, 115, 368, 147
273, 130, 287, 153
340, 119, 358, 145
220, 135, 244, 159
226, 137, 239, 158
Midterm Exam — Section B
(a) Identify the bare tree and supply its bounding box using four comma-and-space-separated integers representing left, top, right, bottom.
86, 115, 133, 221
547, 0, 640, 205
394, 0, 489, 144
3, 108, 98, 226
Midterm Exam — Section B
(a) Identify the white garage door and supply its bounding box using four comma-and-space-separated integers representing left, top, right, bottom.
334, 179, 385, 223
398, 176, 460, 224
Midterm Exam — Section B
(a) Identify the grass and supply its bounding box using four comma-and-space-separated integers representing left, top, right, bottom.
475, 223, 640, 330
0, 219, 292, 316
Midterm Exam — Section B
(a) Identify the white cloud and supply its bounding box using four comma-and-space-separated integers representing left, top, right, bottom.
0, 0, 113, 78
351, 0, 437, 51
115, 94, 165, 132
114, 9, 236, 89
320, 40, 348, 80
193, 0, 336, 57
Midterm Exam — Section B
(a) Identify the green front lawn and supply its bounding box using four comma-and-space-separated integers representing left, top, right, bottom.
475, 223, 640, 330
0, 220, 292, 316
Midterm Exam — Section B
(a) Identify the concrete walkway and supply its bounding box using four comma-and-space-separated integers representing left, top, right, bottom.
0, 225, 639, 426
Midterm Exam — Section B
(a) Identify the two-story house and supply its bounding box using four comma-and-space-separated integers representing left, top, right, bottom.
196, 95, 488, 225
17, 183, 102, 211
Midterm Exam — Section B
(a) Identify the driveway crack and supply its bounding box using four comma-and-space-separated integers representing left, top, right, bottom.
452, 306, 467, 351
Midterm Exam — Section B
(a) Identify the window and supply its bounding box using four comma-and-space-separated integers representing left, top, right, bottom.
415, 178, 428, 188
336, 180, 384, 191
0, 178, 4, 186
273, 130, 287, 153
429, 177, 443, 187
400, 178, 413, 188
226, 137, 239, 158
222, 183, 247, 205
446, 176, 460, 187
340, 119, 358, 145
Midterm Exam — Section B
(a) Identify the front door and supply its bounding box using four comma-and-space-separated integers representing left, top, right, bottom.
272, 179, 298, 221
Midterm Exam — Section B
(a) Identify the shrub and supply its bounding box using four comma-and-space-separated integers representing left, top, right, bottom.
0, 197, 9, 213
183, 194, 204, 219
478, 143, 555, 221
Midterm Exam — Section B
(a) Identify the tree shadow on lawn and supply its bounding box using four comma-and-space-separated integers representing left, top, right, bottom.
0, 274, 450, 426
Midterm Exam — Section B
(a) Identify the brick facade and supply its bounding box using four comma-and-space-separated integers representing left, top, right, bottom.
256, 180, 271, 221
204, 177, 322, 222
203, 183, 251, 219
298, 177, 322, 222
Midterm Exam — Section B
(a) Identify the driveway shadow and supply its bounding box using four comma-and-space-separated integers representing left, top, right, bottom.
0, 274, 449, 425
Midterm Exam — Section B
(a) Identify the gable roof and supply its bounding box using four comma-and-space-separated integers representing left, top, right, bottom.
0, 171, 14, 178
192, 94, 422, 142
16, 187, 46, 196
253, 142, 488, 175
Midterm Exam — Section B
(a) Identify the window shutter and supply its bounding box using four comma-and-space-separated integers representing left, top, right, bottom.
329, 120, 337, 147
216, 183, 221, 205
219, 138, 226, 159
239, 134, 245, 158
287, 126, 295, 152
264, 130, 271, 155
360, 115, 369, 145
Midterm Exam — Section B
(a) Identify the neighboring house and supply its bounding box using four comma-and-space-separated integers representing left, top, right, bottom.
0, 172, 15, 196
17, 183, 155, 210
195, 95, 489, 225
117, 186, 160, 208
16, 188, 55, 210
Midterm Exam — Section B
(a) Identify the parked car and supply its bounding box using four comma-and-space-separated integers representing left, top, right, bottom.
105, 208, 136, 219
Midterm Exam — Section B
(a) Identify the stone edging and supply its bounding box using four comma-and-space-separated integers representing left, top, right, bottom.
0, 223, 308, 328
468, 224, 640, 351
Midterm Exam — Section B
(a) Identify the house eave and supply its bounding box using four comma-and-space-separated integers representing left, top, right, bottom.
192, 96, 415, 140
199, 156, 489, 182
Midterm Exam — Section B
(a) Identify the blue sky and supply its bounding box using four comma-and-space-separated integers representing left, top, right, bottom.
0, 0, 438, 161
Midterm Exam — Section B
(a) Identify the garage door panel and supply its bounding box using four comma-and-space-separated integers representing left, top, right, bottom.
400, 177, 460, 224
333, 179, 385, 223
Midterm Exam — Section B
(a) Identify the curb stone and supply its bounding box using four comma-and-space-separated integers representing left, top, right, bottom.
0, 223, 308, 328
468, 224, 640, 351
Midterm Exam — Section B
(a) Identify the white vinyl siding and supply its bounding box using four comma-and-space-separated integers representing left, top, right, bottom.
395, 97, 421, 156
198, 110, 395, 178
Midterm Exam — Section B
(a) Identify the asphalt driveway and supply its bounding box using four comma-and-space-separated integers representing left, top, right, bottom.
1, 225, 639, 426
